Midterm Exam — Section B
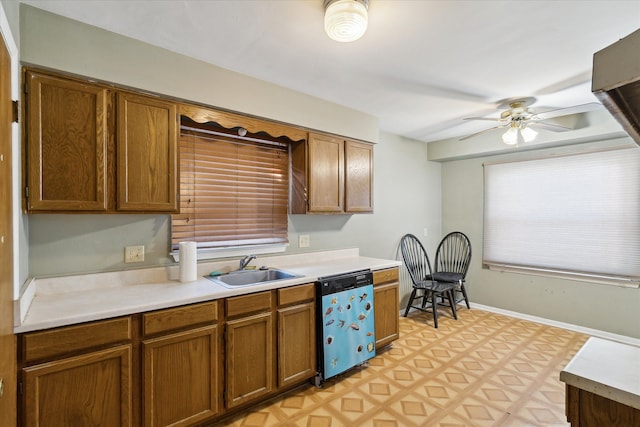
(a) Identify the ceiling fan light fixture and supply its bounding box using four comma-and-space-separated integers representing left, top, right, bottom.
520, 126, 538, 142
501, 124, 538, 146
324, 0, 369, 42
501, 126, 520, 145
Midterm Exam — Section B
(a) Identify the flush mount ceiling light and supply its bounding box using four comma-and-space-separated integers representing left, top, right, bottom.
323, 0, 369, 42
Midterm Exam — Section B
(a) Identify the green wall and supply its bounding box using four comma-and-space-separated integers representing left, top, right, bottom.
440, 139, 640, 338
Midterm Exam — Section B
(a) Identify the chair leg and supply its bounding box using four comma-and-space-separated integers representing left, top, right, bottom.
404, 289, 417, 317
459, 282, 470, 309
447, 290, 458, 320
431, 291, 439, 328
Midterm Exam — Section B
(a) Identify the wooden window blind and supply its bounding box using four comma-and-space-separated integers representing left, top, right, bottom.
171, 123, 290, 251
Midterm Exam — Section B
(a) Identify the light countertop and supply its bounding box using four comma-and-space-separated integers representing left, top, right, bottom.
560, 336, 640, 410
15, 248, 401, 334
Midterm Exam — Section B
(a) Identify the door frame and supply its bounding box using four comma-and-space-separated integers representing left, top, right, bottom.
0, 3, 20, 426
0, 0, 19, 296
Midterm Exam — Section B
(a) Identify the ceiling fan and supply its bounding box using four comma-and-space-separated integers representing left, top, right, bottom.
459, 97, 601, 145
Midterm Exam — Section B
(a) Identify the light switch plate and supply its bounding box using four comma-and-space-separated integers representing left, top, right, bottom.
125, 245, 145, 263
299, 235, 310, 248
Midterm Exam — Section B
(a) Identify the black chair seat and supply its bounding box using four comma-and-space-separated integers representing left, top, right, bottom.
415, 280, 455, 293
427, 272, 463, 283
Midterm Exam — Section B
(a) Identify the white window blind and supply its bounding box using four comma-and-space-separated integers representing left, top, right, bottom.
171, 124, 289, 252
483, 147, 640, 286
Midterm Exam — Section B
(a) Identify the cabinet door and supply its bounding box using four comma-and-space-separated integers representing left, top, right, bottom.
117, 92, 177, 212
345, 140, 373, 213
226, 312, 274, 409
307, 133, 344, 213
142, 325, 220, 427
22, 345, 132, 427
374, 282, 400, 349
26, 71, 109, 211
277, 302, 316, 387
373, 268, 400, 350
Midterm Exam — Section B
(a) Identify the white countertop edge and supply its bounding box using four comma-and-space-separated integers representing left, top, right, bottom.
559, 337, 640, 410
15, 251, 402, 334
14, 278, 35, 327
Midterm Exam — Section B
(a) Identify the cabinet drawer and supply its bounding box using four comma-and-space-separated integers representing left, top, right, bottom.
226, 291, 272, 318
22, 317, 131, 363
143, 301, 219, 337
373, 267, 399, 285
278, 283, 315, 307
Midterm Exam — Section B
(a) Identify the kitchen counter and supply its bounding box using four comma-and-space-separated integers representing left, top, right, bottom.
560, 336, 640, 410
14, 248, 401, 333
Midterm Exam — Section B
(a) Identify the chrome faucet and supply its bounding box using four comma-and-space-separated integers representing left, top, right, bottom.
239, 255, 256, 270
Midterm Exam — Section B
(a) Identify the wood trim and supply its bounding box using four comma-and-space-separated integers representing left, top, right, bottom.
226, 291, 272, 318
277, 283, 315, 307
22, 317, 132, 363
0, 28, 16, 425
143, 301, 218, 337
179, 103, 307, 142
373, 267, 399, 285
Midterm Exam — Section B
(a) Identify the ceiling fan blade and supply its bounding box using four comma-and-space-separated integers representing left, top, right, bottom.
535, 102, 602, 120
528, 121, 572, 132
458, 124, 507, 141
533, 70, 592, 95
370, 73, 488, 103
463, 117, 502, 122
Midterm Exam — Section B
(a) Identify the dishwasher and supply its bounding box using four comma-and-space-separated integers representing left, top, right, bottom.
315, 269, 375, 386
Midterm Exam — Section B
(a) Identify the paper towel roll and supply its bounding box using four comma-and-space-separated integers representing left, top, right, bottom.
179, 241, 198, 282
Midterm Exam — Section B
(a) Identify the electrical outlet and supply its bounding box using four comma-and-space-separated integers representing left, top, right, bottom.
125, 245, 145, 263
423, 228, 428, 237
299, 234, 310, 248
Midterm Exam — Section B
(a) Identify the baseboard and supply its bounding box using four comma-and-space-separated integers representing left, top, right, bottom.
471, 302, 640, 347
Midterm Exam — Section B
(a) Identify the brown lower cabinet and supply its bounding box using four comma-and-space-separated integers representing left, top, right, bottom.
566, 384, 640, 427
277, 284, 316, 388
225, 291, 275, 409
373, 267, 400, 349
141, 301, 221, 427
17, 275, 396, 426
19, 317, 134, 426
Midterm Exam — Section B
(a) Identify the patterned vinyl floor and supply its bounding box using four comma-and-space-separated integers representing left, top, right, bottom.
218, 308, 589, 427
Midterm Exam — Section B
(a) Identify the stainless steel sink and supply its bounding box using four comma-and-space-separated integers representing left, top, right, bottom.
205, 268, 302, 288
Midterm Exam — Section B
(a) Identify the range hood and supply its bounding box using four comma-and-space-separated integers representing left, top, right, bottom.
592, 28, 640, 145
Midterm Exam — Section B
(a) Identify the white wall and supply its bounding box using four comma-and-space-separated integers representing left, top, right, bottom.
440, 138, 640, 339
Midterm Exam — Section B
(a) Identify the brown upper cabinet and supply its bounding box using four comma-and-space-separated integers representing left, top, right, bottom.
345, 139, 374, 213
291, 132, 373, 214
25, 71, 110, 211
24, 69, 178, 213
117, 92, 177, 212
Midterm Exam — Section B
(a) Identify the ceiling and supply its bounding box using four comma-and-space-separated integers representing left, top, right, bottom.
20, 0, 640, 143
